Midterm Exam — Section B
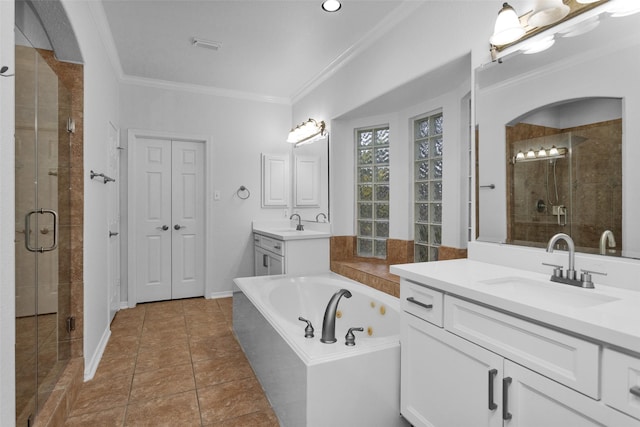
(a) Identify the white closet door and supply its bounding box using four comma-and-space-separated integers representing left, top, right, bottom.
171, 140, 204, 299
134, 138, 172, 303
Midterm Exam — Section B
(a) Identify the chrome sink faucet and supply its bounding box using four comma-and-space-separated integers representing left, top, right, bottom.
599, 230, 616, 255
544, 233, 606, 288
320, 289, 352, 343
289, 213, 304, 231
546, 233, 577, 281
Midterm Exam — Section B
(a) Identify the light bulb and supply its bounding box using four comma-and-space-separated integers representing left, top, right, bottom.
526, 148, 536, 159
549, 146, 559, 156
516, 151, 525, 160
490, 3, 525, 46
538, 147, 547, 157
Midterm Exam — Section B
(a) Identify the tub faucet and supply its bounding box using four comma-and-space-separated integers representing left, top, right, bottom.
599, 230, 616, 255
321, 289, 352, 343
290, 213, 304, 231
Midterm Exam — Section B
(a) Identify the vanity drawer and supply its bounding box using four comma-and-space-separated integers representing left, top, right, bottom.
444, 295, 600, 398
603, 348, 640, 420
400, 279, 443, 327
255, 234, 284, 256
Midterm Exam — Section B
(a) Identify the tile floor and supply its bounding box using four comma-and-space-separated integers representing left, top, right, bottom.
64, 298, 279, 426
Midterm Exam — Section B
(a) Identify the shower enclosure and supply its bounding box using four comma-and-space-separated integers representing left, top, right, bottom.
14, 28, 73, 426
507, 120, 622, 254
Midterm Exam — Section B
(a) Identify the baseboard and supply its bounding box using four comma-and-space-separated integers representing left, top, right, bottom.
84, 327, 111, 381
208, 290, 233, 299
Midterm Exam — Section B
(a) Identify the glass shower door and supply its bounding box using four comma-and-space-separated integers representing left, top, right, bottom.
15, 27, 72, 426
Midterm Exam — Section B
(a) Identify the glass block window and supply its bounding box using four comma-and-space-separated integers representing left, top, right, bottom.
414, 112, 443, 262
356, 126, 390, 258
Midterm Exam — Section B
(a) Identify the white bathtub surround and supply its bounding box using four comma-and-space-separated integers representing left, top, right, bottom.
233, 273, 408, 427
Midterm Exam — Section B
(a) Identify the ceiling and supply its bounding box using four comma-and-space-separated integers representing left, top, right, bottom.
100, 0, 410, 102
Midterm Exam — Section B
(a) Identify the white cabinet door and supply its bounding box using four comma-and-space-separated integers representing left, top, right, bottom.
261, 154, 289, 207
254, 246, 284, 276
504, 360, 638, 427
268, 252, 284, 275
401, 314, 503, 427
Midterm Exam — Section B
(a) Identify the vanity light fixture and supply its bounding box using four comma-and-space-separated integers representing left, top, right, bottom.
558, 15, 600, 38
607, 0, 640, 17
287, 118, 326, 145
513, 145, 567, 163
528, 0, 570, 28
490, 3, 525, 46
322, 0, 342, 12
521, 34, 556, 54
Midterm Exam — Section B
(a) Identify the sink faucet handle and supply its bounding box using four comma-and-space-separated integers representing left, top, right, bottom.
542, 262, 564, 278
579, 269, 607, 289
345, 327, 364, 346
298, 317, 315, 338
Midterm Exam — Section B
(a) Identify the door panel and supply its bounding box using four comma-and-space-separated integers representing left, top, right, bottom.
135, 139, 172, 303
171, 141, 204, 299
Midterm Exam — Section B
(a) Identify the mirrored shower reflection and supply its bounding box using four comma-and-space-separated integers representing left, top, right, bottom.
15, 28, 72, 426
507, 119, 622, 254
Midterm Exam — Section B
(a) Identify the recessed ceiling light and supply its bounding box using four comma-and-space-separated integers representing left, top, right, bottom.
322, 0, 341, 12
192, 37, 222, 50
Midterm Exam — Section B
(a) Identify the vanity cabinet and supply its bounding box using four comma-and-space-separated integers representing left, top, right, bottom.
253, 231, 329, 276
400, 278, 640, 427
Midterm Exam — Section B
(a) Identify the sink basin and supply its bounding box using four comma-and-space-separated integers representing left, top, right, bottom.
479, 277, 619, 309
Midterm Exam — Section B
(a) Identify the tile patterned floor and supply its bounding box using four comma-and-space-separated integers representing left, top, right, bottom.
64, 298, 279, 426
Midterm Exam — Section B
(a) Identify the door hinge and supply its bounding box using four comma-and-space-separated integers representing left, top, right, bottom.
67, 117, 76, 133
66, 316, 76, 333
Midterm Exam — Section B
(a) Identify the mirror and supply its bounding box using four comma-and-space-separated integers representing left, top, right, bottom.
475, 10, 640, 259
292, 136, 330, 222
506, 98, 621, 255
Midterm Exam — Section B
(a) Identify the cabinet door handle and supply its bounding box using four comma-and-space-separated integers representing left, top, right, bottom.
263, 254, 268, 268
502, 377, 513, 421
630, 386, 640, 398
406, 296, 433, 310
488, 369, 498, 411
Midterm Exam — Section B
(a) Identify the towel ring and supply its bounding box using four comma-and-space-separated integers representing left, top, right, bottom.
237, 185, 250, 200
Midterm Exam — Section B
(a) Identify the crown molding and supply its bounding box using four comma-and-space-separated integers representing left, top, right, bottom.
290, 0, 426, 105
120, 75, 291, 105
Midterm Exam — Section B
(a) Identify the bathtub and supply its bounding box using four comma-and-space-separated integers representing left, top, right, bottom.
233, 273, 407, 427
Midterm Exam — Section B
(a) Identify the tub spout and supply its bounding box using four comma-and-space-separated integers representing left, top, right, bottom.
321, 289, 352, 343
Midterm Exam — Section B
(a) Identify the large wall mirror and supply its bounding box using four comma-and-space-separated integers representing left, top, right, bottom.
475, 10, 640, 259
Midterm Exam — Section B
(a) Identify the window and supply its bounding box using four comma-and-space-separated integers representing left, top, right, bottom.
356, 126, 390, 258
414, 112, 443, 262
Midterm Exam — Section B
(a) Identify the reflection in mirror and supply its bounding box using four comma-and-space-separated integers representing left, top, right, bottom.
506, 98, 621, 255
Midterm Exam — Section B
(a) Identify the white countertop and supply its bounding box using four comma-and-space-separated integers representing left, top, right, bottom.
253, 225, 330, 241
391, 259, 640, 355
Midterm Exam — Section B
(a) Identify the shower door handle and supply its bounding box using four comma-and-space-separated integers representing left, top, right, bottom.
25, 209, 58, 253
